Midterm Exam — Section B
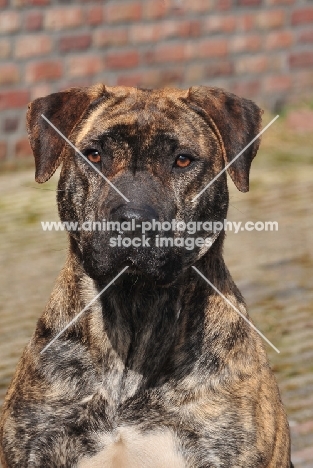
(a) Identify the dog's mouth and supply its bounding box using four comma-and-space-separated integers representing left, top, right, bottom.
81, 238, 189, 285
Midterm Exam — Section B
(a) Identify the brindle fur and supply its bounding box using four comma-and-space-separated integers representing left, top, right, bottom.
0, 86, 292, 467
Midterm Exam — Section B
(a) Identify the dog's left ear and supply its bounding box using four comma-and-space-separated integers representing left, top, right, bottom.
27, 84, 107, 183
185, 86, 263, 192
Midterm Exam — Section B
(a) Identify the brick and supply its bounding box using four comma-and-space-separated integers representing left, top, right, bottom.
31, 0, 50, 4
105, 50, 139, 69
68, 55, 103, 77
26, 60, 63, 83
116, 67, 180, 88
265, 31, 293, 49
131, 19, 201, 44
204, 16, 236, 34
105, 3, 142, 23
265, 0, 294, 4
268, 55, 285, 72
145, 43, 186, 63
0, 12, 20, 33
3, 117, 19, 133
117, 69, 161, 88
185, 63, 206, 84
160, 67, 184, 85
129, 23, 161, 44
187, 0, 214, 13
264, 75, 292, 92
59, 34, 92, 52
169, 2, 186, 16
137, 69, 162, 88
180, 20, 202, 37
291, 8, 313, 25
231, 80, 261, 98
205, 61, 234, 78
30, 84, 52, 100
0, 39, 11, 59
292, 70, 313, 89
130, 20, 199, 44
289, 52, 313, 69
62, 79, 93, 89
94, 28, 128, 48
142, 0, 169, 19
24, 11, 43, 31
236, 56, 268, 75
44, 8, 83, 30
15, 35, 52, 59
0, 64, 20, 86
230, 34, 261, 53
87, 6, 104, 25
237, 0, 262, 4
0, 90, 30, 110
117, 69, 181, 88
116, 73, 142, 87
194, 39, 228, 59
16, 138, 32, 159
237, 14, 255, 31
256, 10, 285, 29
299, 30, 313, 44
173, 19, 201, 38
216, 0, 232, 10
13, 0, 50, 5
0, 141, 7, 160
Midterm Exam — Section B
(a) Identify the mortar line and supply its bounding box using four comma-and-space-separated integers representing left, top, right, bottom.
40, 266, 129, 354
192, 266, 280, 353
192, 115, 279, 202
41, 114, 130, 203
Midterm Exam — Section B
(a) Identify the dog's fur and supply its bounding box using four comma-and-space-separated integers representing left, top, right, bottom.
0, 85, 292, 467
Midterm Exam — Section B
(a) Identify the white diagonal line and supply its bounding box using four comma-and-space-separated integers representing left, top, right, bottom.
40, 266, 129, 354
192, 266, 280, 353
192, 115, 279, 202
41, 114, 130, 203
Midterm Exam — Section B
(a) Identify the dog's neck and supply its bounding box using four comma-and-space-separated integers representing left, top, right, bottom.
41, 237, 253, 410
64, 236, 240, 359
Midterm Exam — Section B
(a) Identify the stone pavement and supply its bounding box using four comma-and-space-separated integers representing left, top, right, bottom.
0, 116, 312, 466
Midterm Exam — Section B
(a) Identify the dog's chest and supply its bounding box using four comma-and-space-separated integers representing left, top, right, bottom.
77, 426, 186, 468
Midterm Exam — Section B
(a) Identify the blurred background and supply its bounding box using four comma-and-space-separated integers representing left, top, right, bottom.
0, 1, 313, 466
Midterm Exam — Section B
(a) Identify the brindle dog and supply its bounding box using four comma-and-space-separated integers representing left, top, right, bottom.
0, 86, 292, 467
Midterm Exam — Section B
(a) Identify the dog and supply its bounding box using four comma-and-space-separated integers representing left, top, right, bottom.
0, 85, 292, 467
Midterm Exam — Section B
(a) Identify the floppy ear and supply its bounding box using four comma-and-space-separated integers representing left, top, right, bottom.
186, 86, 263, 192
26, 84, 107, 183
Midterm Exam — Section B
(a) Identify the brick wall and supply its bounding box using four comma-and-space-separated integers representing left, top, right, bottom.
0, 0, 313, 163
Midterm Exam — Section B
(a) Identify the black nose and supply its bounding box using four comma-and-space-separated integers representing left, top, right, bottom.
110, 204, 158, 223
109, 204, 159, 235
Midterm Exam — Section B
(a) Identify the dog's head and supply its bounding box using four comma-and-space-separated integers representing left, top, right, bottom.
27, 85, 262, 285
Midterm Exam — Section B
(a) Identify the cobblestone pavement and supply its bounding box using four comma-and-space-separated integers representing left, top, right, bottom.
0, 116, 312, 467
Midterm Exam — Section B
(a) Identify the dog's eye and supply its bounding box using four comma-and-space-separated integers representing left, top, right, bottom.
174, 154, 193, 168
86, 150, 101, 164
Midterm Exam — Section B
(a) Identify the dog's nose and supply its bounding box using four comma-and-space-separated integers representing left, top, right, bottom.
109, 205, 158, 236
110, 205, 158, 224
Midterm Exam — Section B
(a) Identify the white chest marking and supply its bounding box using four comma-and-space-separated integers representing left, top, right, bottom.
77, 426, 186, 468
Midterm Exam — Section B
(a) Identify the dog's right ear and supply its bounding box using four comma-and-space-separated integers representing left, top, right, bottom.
185, 86, 263, 192
27, 84, 107, 183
